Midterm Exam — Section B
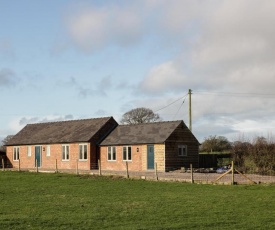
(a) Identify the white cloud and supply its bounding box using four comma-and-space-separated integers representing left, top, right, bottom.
18, 115, 74, 126
8, 115, 75, 135
64, 0, 206, 53
193, 0, 275, 68
139, 61, 188, 94
138, 1, 275, 94
65, 3, 144, 52
62, 0, 275, 141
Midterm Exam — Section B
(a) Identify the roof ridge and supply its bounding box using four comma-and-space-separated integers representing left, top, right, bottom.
26, 116, 112, 126
118, 120, 182, 126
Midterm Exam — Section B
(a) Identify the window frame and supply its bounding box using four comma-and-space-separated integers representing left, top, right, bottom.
62, 145, 70, 161
13, 147, 20, 161
107, 146, 116, 161
122, 146, 132, 161
27, 146, 32, 157
79, 144, 88, 161
178, 145, 187, 157
46, 145, 51, 157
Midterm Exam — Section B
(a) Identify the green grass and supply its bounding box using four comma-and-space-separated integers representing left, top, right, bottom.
0, 172, 274, 229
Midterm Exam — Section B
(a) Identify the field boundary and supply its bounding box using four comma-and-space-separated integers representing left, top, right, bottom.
2, 167, 275, 185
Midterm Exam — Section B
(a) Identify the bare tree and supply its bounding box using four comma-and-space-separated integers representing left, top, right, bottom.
120, 107, 161, 124
0, 135, 14, 152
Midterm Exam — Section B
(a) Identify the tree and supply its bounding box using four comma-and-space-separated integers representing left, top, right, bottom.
0, 135, 14, 152
120, 107, 161, 124
200, 135, 232, 153
231, 141, 252, 168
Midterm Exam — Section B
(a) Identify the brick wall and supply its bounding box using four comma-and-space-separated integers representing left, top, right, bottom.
100, 144, 166, 172
6, 143, 95, 170
100, 145, 142, 171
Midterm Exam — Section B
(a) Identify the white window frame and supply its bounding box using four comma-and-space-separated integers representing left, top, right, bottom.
178, 145, 187, 156
107, 146, 116, 161
79, 144, 88, 161
27, 146, 32, 157
13, 147, 20, 161
123, 146, 132, 161
46, 145, 51, 157
62, 145, 70, 161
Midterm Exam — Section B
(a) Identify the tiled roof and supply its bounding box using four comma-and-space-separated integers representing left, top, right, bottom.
100, 120, 183, 145
6, 117, 116, 146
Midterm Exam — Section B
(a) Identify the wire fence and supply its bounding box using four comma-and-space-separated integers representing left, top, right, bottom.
1, 158, 274, 185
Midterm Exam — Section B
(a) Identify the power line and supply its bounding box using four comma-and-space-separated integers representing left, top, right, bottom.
194, 91, 275, 98
154, 93, 188, 113
173, 95, 187, 120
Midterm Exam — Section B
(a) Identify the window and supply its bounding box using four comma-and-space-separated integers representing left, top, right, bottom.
107, 146, 116, 161
13, 147, 20, 161
46, 145, 51, 157
123, 146, 132, 161
79, 144, 88, 160
178, 145, 187, 156
27, 146, 32, 157
62, 145, 70, 161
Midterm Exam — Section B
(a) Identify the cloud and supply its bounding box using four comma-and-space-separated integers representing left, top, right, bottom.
63, 0, 206, 53
19, 115, 74, 126
94, 109, 107, 116
0, 68, 17, 87
6, 115, 75, 137
58, 76, 112, 98
64, 2, 144, 52
138, 60, 192, 95
137, 0, 275, 93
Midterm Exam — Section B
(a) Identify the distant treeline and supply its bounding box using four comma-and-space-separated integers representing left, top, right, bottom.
200, 135, 275, 175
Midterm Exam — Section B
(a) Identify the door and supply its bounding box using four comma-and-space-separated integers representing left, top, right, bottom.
35, 146, 41, 167
147, 145, 154, 169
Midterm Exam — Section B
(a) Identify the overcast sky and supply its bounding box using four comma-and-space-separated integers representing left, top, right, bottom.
1, 0, 275, 143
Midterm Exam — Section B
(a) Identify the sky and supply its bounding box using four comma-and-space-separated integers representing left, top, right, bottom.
1, 0, 275, 143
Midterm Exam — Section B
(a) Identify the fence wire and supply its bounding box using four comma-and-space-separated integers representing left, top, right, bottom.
1, 161, 275, 185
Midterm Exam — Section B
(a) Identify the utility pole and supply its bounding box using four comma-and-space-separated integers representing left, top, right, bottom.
188, 89, 192, 131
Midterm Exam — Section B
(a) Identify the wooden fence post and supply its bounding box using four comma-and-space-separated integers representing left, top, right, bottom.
76, 160, 79, 175
36, 159, 38, 173
55, 159, 58, 173
18, 159, 20, 172
231, 161, 235, 185
125, 161, 129, 178
155, 163, 158, 180
190, 164, 194, 184
98, 159, 101, 176
2, 158, 4, 171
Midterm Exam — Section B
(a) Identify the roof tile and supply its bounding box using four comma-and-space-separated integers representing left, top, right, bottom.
100, 120, 183, 145
6, 117, 116, 145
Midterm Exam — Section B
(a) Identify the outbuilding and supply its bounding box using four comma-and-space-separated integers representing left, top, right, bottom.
5, 117, 118, 170
100, 120, 199, 172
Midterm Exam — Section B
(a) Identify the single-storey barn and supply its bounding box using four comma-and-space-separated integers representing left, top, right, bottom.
5, 117, 117, 170
100, 120, 199, 172
5, 117, 199, 172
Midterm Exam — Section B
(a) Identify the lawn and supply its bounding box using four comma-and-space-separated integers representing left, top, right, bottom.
0, 171, 274, 230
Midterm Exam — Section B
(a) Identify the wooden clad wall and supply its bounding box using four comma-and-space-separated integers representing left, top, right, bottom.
165, 124, 199, 171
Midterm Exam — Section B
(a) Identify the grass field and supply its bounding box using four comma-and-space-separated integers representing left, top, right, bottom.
0, 171, 274, 229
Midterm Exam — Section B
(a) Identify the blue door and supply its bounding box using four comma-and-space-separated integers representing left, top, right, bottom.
147, 145, 154, 169
35, 146, 41, 167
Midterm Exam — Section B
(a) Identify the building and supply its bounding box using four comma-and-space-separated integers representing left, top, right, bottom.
100, 120, 199, 172
6, 118, 199, 172
5, 117, 117, 170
